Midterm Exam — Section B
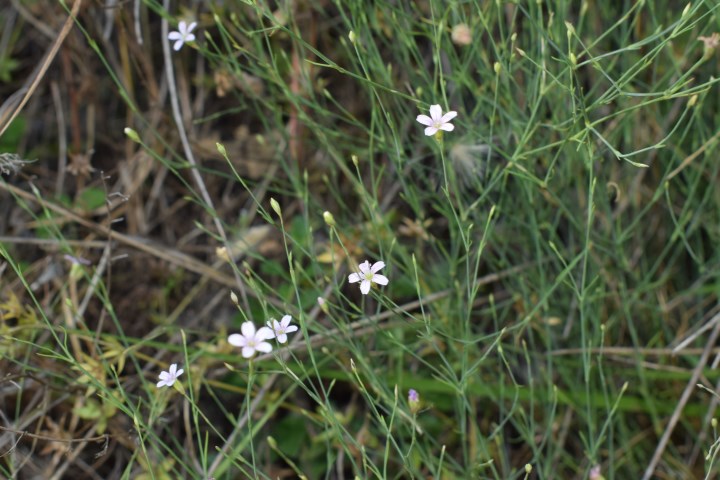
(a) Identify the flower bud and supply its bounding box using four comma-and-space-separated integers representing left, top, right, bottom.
451, 23, 472, 46
124, 127, 140, 143
323, 211, 336, 227
408, 389, 420, 414
270, 198, 281, 216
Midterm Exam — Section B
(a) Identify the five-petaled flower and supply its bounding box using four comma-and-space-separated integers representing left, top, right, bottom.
348, 260, 389, 295
228, 321, 274, 358
168, 21, 197, 51
157, 363, 184, 388
416, 105, 457, 136
267, 315, 298, 344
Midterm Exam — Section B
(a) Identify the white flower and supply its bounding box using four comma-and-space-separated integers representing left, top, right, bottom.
228, 321, 274, 358
157, 363, 184, 388
266, 315, 298, 344
168, 21, 197, 51
416, 105, 457, 136
348, 260, 389, 295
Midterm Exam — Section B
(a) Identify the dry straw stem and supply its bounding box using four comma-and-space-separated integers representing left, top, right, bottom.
159, 0, 250, 310
0, 0, 81, 138
0, 181, 275, 296
642, 310, 720, 479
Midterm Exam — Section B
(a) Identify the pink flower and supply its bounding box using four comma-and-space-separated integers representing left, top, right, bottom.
157, 364, 184, 388
228, 321, 274, 358
348, 260, 389, 295
416, 105, 457, 136
168, 21, 197, 51
266, 315, 298, 344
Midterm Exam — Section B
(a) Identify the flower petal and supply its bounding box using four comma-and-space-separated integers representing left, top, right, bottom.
348, 272, 361, 283
241, 346, 256, 358
371, 261, 385, 273
185, 33, 196, 43
173, 39, 184, 51
228, 333, 246, 347
440, 111, 457, 123
281, 315, 292, 327
255, 341, 273, 353
175, 368, 184, 377
358, 261, 371, 273
276, 334, 288, 344
187, 22, 197, 33
360, 280, 371, 295
439, 123, 455, 132
265, 321, 277, 337
372, 274, 389, 285
429, 105, 443, 121
178, 21, 187, 31
168, 31, 182, 41
416, 114, 433, 126
285, 325, 298, 333
157, 379, 167, 388
424, 126, 438, 136
168, 364, 177, 375
257, 326, 275, 341
241, 321, 256, 338
159, 372, 169, 380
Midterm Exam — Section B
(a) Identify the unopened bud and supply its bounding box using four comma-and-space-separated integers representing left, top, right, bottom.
317, 296, 329, 313
323, 211, 336, 227
408, 389, 420, 414
565, 21, 575, 38
270, 198, 281, 216
451, 23, 472, 46
124, 127, 140, 143
216, 246, 231, 262
682, 3, 691, 17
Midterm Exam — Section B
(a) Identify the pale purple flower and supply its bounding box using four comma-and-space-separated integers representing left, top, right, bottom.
266, 315, 298, 344
157, 363, 184, 388
416, 104, 457, 136
348, 260, 389, 295
228, 321, 274, 358
168, 21, 197, 51
408, 389, 419, 402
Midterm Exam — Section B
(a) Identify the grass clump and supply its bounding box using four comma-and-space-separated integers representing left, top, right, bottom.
1, 0, 720, 478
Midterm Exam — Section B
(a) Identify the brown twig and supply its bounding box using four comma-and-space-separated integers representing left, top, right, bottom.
0, 0, 82, 138
642, 310, 720, 479
0, 425, 108, 445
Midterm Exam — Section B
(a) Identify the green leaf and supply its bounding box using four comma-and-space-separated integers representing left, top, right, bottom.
76, 187, 106, 211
